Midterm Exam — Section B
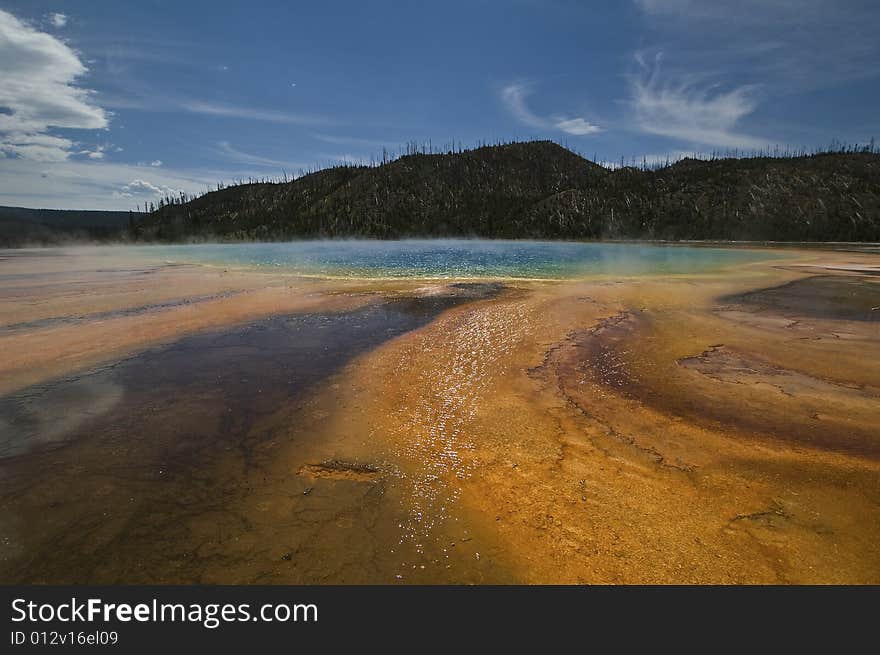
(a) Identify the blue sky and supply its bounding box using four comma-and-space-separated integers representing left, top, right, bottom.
1, 0, 879, 209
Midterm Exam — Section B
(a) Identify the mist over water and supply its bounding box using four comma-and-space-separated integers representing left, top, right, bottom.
124, 240, 781, 279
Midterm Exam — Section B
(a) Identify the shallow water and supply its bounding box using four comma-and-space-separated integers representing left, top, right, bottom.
0, 287, 510, 582
0, 292, 493, 460
59, 240, 781, 279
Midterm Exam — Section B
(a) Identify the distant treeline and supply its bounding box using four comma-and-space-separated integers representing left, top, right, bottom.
132, 141, 880, 242
0, 206, 133, 247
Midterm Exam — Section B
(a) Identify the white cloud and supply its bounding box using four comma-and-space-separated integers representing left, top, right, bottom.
120, 178, 182, 198
630, 54, 766, 149
150, 160, 163, 167
0, 9, 107, 161
77, 144, 107, 160
47, 13, 67, 28
0, 157, 221, 210
1, 133, 75, 162
501, 83, 602, 136
554, 118, 601, 136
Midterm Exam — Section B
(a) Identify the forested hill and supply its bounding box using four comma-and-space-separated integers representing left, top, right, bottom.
134, 140, 880, 242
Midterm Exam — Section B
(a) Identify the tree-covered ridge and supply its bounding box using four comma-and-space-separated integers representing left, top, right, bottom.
130, 140, 880, 242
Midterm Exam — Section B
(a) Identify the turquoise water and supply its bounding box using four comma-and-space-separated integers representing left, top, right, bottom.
130, 240, 782, 279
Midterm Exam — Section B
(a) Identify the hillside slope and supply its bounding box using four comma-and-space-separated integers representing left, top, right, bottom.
127, 141, 880, 242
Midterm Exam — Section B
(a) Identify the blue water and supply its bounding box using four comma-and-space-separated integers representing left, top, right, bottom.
133, 240, 782, 279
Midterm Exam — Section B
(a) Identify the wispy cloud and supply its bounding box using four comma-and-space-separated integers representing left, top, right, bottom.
46, 13, 67, 29
630, 53, 766, 149
0, 9, 108, 162
500, 84, 546, 129
628, 0, 880, 150
633, 1, 880, 92
501, 83, 601, 136
313, 133, 399, 149
215, 141, 305, 169
98, 90, 333, 128
180, 100, 328, 126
